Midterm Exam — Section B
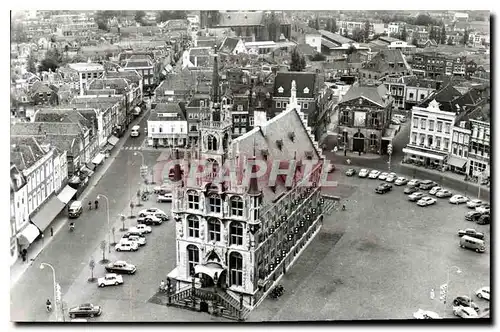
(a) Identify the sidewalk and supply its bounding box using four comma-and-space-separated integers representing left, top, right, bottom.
10, 110, 151, 288
325, 149, 382, 161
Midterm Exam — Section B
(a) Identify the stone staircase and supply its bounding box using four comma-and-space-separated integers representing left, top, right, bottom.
216, 291, 252, 320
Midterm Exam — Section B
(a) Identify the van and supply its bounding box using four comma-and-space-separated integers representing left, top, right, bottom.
130, 125, 140, 137
393, 114, 407, 122
460, 235, 485, 253
68, 201, 83, 219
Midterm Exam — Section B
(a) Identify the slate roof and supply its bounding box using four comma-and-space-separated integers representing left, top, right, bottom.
318, 30, 354, 45
88, 78, 131, 93
190, 47, 212, 57
341, 83, 390, 107
105, 70, 142, 84
30, 81, 53, 95
219, 37, 240, 54
217, 11, 264, 27
418, 84, 463, 112
10, 136, 47, 170
363, 49, 410, 74
148, 103, 186, 121
273, 72, 317, 99
186, 94, 211, 108
11, 122, 84, 136
125, 60, 153, 68
228, 106, 322, 205
33, 108, 93, 131
404, 77, 441, 89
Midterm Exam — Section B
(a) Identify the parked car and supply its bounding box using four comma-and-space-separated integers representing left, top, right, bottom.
378, 172, 389, 180
453, 306, 479, 319
126, 235, 146, 246
475, 287, 490, 301
115, 240, 139, 252
68, 201, 83, 219
68, 303, 102, 319
419, 180, 437, 190
417, 196, 437, 207
436, 189, 453, 198
137, 215, 164, 226
429, 186, 442, 195
385, 173, 397, 183
465, 211, 483, 221
345, 168, 356, 177
327, 163, 336, 173
460, 235, 486, 253
407, 179, 421, 187
122, 232, 146, 240
375, 183, 392, 194
458, 228, 485, 240
477, 214, 490, 225
358, 169, 369, 178
97, 273, 124, 288
153, 185, 171, 195
408, 192, 425, 202
105, 261, 137, 274
404, 186, 419, 194
395, 177, 408, 186
467, 199, 484, 209
449, 195, 469, 204
138, 208, 166, 218
413, 309, 441, 319
368, 170, 381, 179
476, 204, 490, 214
453, 296, 480, 312
129, 224, 152, 234
157, 193, 172, 203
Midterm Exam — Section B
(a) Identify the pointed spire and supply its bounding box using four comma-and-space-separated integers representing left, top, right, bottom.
172, 148, 182, 182
247, 156, 261, 196
212, 44, 220, 104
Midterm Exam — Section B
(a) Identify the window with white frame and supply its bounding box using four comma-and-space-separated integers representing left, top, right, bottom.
453, 131, 458, 142
420, 119, 426, 130
428, 120, 435, 131
436, 137, 441, 149
209, 194, 221, 213
187, 215, 200, 238
249, 116, 254, 126
237, 104, 243, 111
419, 134, 425, 145
230, 196, 244, 216
445, 123, 451, 134
208, 218, 221, 242
369, 133, 377, 147
411, 133, 417, 144
444, 138, 449, 150
458, 133, 464, 144
229, 252, 243, 286
413, 117, 418, 128
303, 103, 308, 109
187, 244, 199, 276
276, 101, 282, 108
437, 121, 443, 132
230, 222, 244, 245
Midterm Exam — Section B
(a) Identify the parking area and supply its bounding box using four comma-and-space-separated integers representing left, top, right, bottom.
247, 167, 490, 321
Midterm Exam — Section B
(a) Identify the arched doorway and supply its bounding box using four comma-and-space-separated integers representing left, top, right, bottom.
353, 132, 365, 153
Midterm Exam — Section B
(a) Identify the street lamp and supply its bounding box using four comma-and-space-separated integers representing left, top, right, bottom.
442, 265, 461, 317
40, 262, 58, 322
133, 151, 145, 167
97, 194, 111, 253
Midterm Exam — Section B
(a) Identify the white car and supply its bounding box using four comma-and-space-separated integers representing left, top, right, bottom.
449, 195, 469, 204
368, 170, 381, 179
476, 286, 490, 300
408, 192, 425, 202
476, 205, 490, 214
385, 173, 397, 183
394, 177, 408, 186
407, 179, 421, 187
137, 214, 164, 226
378, 172, 389, 180
115, 240, 139, 252
138, 208, 166, 218
358, 169, 369, 178
126, 235, 146, 246
129, 224, 152, 234
157, 193, 172, 203
417, 196, 437, 207
436, 189, 453, 198
467, 199, 484, 209
453, 305, 478, 319
429, 186, 442, 195
413, 309, 441, 319
97, 273, 123, 288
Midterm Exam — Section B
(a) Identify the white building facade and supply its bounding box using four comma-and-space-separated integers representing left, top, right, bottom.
305, 34, 322, 53
467, 119, 490, 178
67, 63, 105, 96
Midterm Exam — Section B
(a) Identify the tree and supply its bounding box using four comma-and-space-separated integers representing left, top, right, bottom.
411, 37, 419, 47
309, 53, 326, 61
415, 14, 434, 26
290, 48, 306, 72
26, 51, 37, 74
331, 19, 337, 33
308, 19, 315, 29
363, 20, 371, 42
111, 227, 116, 246
314, 17, 320, 31
156, 10, 187, 23
463, 28, 469, 45
400, 25, 407, 41
326, 19, 332, 32
99, 240, 108, 263
440, 25, 447, 44
447, 36, 454, 45
352, 28, 364, 42
88, 258, 96, 282
428, 25, 435, 41
134, 10, 146, 24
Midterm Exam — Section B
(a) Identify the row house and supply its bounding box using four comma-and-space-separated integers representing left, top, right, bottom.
336, 83, 394, 155
29, 81, 59, 106
467, 117, 490, 178
404, 77, 442, 110
10, 165, 28, 265
448, 116, 471, 175
468, 32, 490, 47
153, 71, 196, 105
272, 72, 317, 126
123, 55, 155, 94
184, 94, 212, 146
410, 52, 466, 80
337, 20, 375, 38
381, 76, 408, 110
403, 100, 455, 167
311, 83, 336, 143
66, 62, 105, 96
359, 49, 412, 83
147, 103, 188, 148
10, 136, 70, 259
70, 96, 125, 148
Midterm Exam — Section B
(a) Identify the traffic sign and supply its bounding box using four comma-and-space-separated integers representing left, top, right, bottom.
387, 144, 393, 155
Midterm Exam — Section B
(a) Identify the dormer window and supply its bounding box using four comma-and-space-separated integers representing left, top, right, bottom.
276, 139, 283, 150
288, 132, 295, 142
261, 149, 269, 160
303, 87, 310, 94
278, 86, 284, 93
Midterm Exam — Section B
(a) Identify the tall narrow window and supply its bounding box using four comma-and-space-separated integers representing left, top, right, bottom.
208, 218, 221, 242
187, 215, 200, 238
209, 194, 221, 213
207, 135, 218, 151
187, 245, 199, 276
230, 222, 244, 245
230, 196, 244, 217
229, 252, 243, 286
187, 190, 199, 210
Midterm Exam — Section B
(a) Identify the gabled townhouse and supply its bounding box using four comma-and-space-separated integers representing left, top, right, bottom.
29, 81, 59, 106
466, 104, 490, 178
182, 47, 214, 69
66, 62, 105, 96
147, 103, 188, 148
153, 72, 195, 104
122, 55, 155, 94
10, 164, 28, 265
218, 37, 247, 55
184, 93, 212, 146
359, 49, 412, 83
404, 77, 442, 110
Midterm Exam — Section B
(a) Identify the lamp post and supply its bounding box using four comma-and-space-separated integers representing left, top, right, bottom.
97, 194, 111, 253
441, 265, 461, 317
40, 262, 58, 322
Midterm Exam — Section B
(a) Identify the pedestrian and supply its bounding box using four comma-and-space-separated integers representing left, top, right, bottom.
344, 149, 347, 156
95, 199, 99, 210
21, 248, 27, 262
50, 227, 54, 237
358, 150, 361, 156
88, 201, 92, 210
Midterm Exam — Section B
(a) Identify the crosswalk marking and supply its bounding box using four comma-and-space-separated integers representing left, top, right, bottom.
122, 146, 143, 151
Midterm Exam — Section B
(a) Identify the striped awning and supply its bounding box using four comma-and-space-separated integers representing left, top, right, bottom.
16, 223, 41, 246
